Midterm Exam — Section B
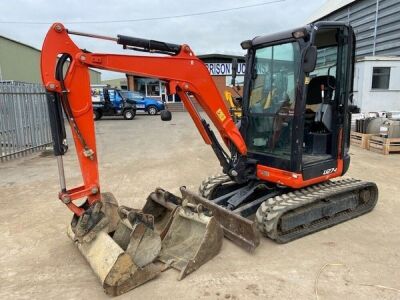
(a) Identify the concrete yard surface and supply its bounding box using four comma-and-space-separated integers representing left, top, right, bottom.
1, 112, 399, 299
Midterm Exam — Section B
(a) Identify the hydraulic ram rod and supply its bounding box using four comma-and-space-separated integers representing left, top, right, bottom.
67, 29, 181, 55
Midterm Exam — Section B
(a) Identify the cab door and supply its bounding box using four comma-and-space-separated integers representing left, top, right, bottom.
243, 41, 302, 172
301, 24, 354, 180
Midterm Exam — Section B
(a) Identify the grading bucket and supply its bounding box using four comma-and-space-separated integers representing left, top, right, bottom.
143, 188, 224, 279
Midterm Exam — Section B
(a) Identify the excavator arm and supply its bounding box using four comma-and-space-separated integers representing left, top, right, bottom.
41, 23, 247, 216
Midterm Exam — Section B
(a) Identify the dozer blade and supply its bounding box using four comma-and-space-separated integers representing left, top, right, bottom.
143, 188, 224, 280
67, 193, 162, 297
180, 187, 261, 252
145, 187, 259, 252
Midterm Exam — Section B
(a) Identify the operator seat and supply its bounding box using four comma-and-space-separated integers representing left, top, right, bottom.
304, 75, 336, 155
305, 75, 336, 131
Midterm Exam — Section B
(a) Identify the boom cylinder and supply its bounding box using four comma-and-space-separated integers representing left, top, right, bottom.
117, 35, 181, 54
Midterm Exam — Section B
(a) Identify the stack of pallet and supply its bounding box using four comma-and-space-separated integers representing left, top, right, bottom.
350, 131, 374, 150
368, 136, 400, 155
350, 113, 400, 155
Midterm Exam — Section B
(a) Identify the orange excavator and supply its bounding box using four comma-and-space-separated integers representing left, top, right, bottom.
41, 22, 378, 296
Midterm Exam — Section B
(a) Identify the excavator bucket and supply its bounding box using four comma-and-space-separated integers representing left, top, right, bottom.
142, 188, 182, 236
143, 188, 224, 280
158, 206, 223, 280
67, 191, 223, 295
67, 193, 162, 296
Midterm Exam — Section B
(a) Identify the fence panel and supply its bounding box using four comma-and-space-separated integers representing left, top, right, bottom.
0, 81, 52, 161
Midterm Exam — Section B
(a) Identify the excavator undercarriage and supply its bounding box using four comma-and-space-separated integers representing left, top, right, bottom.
141, 176, 378, 253
198, 175, 378, 245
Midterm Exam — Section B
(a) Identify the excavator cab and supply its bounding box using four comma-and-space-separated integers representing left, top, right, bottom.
241, 22, 355, 181
191, 22, 376, 249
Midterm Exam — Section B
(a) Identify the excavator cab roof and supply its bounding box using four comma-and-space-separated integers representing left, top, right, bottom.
242, 21, 351, 49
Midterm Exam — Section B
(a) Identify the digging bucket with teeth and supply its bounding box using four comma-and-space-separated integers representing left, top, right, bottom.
67, 193, 162, 296
67, 191, 223, 296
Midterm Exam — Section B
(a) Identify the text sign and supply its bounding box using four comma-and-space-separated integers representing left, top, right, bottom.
205, 63, 246, 76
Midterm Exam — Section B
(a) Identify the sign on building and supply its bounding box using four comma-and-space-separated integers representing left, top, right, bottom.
205, 63, 246, 76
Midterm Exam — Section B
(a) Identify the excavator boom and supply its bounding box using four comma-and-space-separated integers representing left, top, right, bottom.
41, 23, 246, 215
41, 23, 240, 295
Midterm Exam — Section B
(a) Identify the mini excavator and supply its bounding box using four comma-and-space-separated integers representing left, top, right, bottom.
41, 21, 378, 296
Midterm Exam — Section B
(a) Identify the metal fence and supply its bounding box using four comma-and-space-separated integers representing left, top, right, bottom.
0, 81, 52, 161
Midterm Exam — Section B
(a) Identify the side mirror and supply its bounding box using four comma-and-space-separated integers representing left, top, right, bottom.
231, 58, 238, 86
303, 46, 317, 73
160, 110, 172, 121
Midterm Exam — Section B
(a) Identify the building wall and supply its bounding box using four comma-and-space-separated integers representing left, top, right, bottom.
0, 37, 41, 83
0, 36, 101, 84
317, 0, 400, 57
354, 58, 400, 112
89, 71, 101, 84
314, 0, 400, 112
101, 77, 127, 89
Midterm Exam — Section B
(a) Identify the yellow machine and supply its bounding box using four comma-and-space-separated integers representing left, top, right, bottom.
224, 90, 242, 121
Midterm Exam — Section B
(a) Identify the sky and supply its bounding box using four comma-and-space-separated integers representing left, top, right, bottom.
0, 0, 325, 79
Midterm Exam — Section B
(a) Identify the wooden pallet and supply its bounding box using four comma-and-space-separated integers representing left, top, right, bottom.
368, 136, 400, 155
350, 131, 374, 149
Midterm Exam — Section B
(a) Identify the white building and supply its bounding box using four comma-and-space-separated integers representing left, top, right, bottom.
309, 0, 400, 113
354, 56, 400, 112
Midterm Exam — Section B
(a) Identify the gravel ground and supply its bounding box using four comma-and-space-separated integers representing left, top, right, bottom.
1, 112, 399, 300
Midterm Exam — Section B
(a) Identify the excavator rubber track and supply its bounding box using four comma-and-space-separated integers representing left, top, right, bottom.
199, 175, 378, 247
255, 178, 378, 243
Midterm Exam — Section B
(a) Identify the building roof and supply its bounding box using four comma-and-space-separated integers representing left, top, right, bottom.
307, 0, 358, 23
0, 35, 41, 52
0, 34, 101, 75
357, 56, 400, 62
197, 53, 245, 60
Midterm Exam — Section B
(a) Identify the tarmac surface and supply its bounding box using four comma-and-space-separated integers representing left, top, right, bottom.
1, 112, 399, 299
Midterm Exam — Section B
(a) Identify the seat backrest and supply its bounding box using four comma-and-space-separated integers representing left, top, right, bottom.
306, 75, 336, 105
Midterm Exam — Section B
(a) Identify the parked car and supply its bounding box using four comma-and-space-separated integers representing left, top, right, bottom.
120, 91, 165, 115
91, 87, 136, 120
